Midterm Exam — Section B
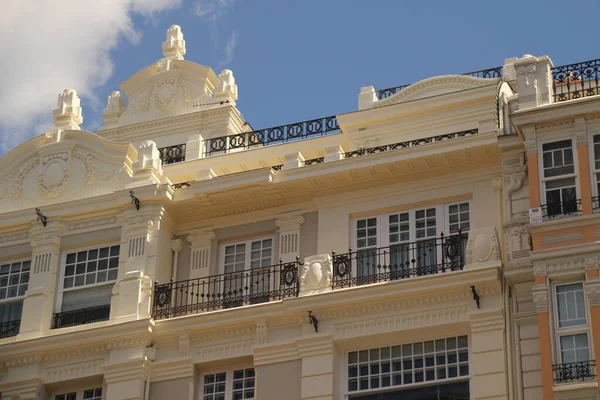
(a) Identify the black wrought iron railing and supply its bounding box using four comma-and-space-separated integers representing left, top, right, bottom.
52, 305, 111, 329
553, 360, 596, 383
345, 129, 479, 158
304, 157, 325, 166
158, 144, 186, 165
0, 319, 20, 339
331, 232, 466, 289
541, 199, 582, 220
376, 67, 502, 100
152, 260, 301, 319
204, 116, 340, 156
172, 181, 192, 189
552, 59, 600, 102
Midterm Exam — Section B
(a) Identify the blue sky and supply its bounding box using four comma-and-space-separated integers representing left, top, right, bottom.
1, 0, 599, 156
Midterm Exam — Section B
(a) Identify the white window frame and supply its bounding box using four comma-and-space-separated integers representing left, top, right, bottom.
351, 201, 471, 278
218, 237, 275, 275
552, 281, 592, 366
199, 365, 255, 400
340, 335, 471, 398
538, 137, 580, 213
0, 257, 31, 303
50, 386, 103, 400
588, 134, 600, 210
55, 243, 120, 313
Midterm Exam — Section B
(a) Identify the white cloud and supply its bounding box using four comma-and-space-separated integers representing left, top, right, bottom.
194, 0, 234, 21
0, 0, 182, 156
221, 30, 237, 66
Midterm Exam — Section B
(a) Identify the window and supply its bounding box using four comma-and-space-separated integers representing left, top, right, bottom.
347, 336, 469, 395
223, 239, 273, 274
592, 135, 600, 209
63, 245, 119, 289
541, 140, 578, 217
353, 202, 469, 279
555, 283, 591, 365
54, 388, 101, 400
201, 368, 255, 400
0, 259, 30, 337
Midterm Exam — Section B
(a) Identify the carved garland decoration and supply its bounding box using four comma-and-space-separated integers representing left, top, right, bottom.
11, 156, 40, 197
72, 148, 96, 184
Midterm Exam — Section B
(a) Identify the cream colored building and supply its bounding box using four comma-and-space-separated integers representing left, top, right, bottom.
0, 26, 598, 400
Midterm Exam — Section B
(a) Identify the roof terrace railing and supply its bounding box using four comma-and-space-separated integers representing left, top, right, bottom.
552, 58, 600, 102
158, 144, 186, 165
376, 66, 503, 100
204, 115, 340, 157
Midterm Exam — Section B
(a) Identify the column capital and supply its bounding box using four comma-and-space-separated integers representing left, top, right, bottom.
275, 214, 305, 230
585, 278, 600, 307
29, 221, 64, 250
102, 357, 150, 384
0, 379, 44, 400
532, 284, 549, 313
296, 333, 334, 358
187, 229, 215, 248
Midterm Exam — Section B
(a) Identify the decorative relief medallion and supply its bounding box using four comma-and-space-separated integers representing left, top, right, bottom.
12, 156, 40, 197
38, 152, 70, 198
465, 228, 500, 264
155, 79, 177, 111
300, 254, 332, 293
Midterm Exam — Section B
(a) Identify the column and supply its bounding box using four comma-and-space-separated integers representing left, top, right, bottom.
297, 334, 336, 400
276, 215, 304, 263
187, 229, 215, 279
585, 257, 600, 396
532, 276, 554, 400
18, 221, 63, 338
469, 306, 508, 400
576, 119, 593, 216
103, 359, 149, 400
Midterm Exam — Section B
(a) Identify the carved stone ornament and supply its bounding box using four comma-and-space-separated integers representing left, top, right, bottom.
155, 79, 177, 111
585, 256, 599, 270
300, 254, 332, 295
585, 279, 600, 307
532, 284, 549, 313
72, 147, 96, 184
255, 321, 268, 345
38, 152, 71, 198
12, 156, 40, 197
465, 227, 500, 265
179, 334, 190, 357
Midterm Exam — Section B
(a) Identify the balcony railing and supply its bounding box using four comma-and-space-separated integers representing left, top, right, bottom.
204, 115, 340, 156
541, 199, 581, 220
331, 232, 466, 289
0, 319, 20, 338
52, 304, 111, 329
552, 59, 600, 102
593, 196, 600, 211
553, 360, 596, 383
152, 260, 301, 319
158, 144, 186, 165
376, 67, 502, 100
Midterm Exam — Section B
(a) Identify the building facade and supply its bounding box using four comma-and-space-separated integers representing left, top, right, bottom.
0, 25, 598, 400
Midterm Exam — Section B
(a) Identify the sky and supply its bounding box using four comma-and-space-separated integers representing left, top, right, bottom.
1, 0, 599, 156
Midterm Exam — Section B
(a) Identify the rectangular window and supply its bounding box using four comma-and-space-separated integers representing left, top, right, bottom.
201, 368, 255, 400
347, 336, 469, 393
63, 245, 119, 289
54, 388, 101, 400
554, 283, 591, 366
541, 140, 578, 217
352, 202, 469, 280
55, 393, 77, 400
223, 239, 272, 273
593, 135, 600, 209
0, 260, 30, 300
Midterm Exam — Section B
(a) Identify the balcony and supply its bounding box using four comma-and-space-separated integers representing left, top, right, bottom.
332, 232, 466, 289
52, 304, 111, 329
158, 144, 186, 165
553, 360, 596, 384
375, 67, 503, 100
552, 59, 600, 102
152, 233, 466, 320
152, 260, 300, 319
204, 115, 340, 156
541, 199, 582, 220
0, 319, 20, 338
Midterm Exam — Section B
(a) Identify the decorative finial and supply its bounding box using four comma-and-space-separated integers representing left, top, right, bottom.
102, 91, 125, 129
52, 89, 83, 130
215, 69, 238, 104
162, 25, 186, 60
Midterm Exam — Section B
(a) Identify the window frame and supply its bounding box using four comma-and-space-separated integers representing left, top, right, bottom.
340, 335, 472, 398
551, 280, 592, 366
218, 236, 275, 275
0, 257, 31, 304
351, 201, 471, 278
588, 134, 600, 209
198, 365, 255, 400
51, 386, 103, 400
55, 243, 120, 314
538, 137, 580, 213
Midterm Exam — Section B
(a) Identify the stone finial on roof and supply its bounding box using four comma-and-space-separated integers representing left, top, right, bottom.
102, 91, 125, 129
162, 25, 186, 60
215, 69, 238, 104
52, 89, 83, 130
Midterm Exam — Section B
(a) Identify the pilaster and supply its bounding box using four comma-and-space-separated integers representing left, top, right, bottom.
276, 215, 304, 262
102, 358, 150, 400
514, 54, 554, 110
0, 379, 45, 400
532, 277, 555, 400
187, 229, 215, 279
18, 221, 64, 338
297, 334, 336, 400
585, 276, 600, 396
575, 118, 593, 215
